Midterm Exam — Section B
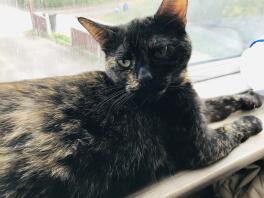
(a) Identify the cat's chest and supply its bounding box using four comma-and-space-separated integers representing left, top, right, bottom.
96, 106, 189, 160
81, 86, 197, 141
93, 102, 187, 136
104, 109, 163, 135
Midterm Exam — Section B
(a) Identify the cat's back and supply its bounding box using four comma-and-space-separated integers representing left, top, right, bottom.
0, 71, 107, 98
0, 71, 110, 134
0, 71, 172, 198
0, 71, 117, 197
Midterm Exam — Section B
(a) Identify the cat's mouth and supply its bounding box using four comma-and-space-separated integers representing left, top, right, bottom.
127, 84, 168, 105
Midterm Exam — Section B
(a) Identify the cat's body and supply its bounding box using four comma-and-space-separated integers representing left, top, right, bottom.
0, 71, 197, 197
0, 71, 188, 197
0, 71, 262, 198
0, 0, 263, 197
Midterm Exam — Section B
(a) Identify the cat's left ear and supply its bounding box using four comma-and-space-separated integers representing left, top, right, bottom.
155, 0, 188, 25
78, 17, 116, 47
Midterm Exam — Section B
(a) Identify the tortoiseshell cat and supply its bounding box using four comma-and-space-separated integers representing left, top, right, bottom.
0, 0, 262, 197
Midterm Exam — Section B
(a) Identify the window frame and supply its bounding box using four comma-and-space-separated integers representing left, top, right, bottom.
188, 55, 242, 83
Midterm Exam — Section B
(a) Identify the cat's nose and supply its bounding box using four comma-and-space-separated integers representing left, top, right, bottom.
138, 67, 153, 85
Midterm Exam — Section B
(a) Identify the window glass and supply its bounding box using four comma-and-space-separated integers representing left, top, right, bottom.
0, 0, 264, 82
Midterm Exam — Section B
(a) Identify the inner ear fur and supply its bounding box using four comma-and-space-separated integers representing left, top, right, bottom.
78, 17, 116, 46
156, 0, 188, 25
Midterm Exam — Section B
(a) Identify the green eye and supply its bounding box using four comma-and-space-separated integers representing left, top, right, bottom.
117, 59, 132, 68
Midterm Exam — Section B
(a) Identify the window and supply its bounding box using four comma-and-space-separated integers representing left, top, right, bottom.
1, 0, 264, 82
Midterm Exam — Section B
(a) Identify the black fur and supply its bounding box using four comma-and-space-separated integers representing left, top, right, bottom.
0, 0, 262, 197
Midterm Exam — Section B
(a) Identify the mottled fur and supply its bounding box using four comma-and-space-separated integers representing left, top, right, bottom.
0, 0, 263, 197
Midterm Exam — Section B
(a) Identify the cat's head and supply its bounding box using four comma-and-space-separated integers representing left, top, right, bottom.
78, 0, 191, 100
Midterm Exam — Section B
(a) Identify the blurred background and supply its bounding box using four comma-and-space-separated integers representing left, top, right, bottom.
0, 0, 264, 82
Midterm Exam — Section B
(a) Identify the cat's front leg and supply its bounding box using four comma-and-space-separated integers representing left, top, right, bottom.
203, 90, 262, 123
190, 115, 262, 167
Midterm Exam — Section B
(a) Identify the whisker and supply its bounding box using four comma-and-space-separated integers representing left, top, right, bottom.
112, 93, 130, 112
103, 92, 128, 123
96, 89, 125, 113
115, 93, 134, 113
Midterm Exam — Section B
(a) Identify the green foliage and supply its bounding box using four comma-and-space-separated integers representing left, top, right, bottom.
17, 0, 26, 7
223, 0, 264, 17
189, 0, 264, 23
17, 0, 108, 9
100, 0, 161, 24
52, 33, 71, 46
25, 30, 71, 46
35, 0, 71, 8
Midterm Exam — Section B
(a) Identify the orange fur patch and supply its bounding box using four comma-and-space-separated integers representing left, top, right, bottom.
156, 0, 188, 25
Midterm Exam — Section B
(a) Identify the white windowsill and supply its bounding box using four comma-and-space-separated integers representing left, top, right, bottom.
129, 59, 264, 198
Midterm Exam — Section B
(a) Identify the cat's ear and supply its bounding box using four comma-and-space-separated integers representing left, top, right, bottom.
78, 17, 116, 46
155, 0, 188, 25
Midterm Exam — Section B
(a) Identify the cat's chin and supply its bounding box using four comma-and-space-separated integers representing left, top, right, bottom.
131, 88, 167, 106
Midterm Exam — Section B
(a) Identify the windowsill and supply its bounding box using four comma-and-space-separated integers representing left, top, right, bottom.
189, 56, 242, 84
129, 61, 264, 198
194, 72, 250, 98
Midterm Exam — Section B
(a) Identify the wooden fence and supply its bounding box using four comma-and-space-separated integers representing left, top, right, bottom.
71, 28, 101, 56
29, 12, 102, 57
30, 13, 48, 35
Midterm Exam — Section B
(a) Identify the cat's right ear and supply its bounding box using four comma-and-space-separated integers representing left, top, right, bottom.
78, 17, 116, 47
155, 0, 188, 25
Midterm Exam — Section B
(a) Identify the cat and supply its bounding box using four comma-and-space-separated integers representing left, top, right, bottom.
0, 0, 263, 197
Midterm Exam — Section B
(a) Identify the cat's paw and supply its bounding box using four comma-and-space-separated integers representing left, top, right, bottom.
233, 115, 262, 141
238, 90, 263, 110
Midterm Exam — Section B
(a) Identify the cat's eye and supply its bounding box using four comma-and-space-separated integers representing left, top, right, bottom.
154, 45, 168, 58
117, 59, 132, 68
